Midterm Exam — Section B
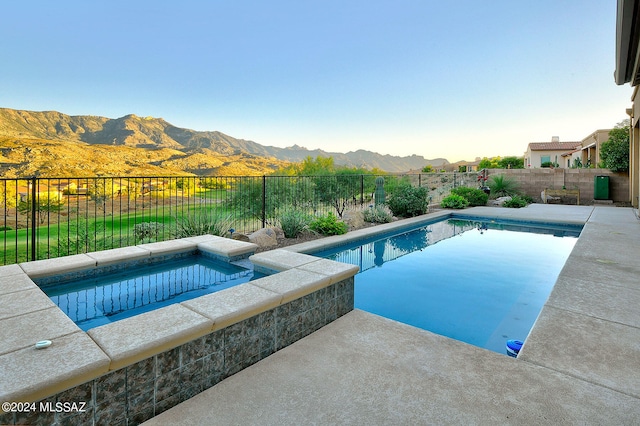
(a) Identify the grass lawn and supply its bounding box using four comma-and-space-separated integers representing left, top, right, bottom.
0, 204, 248, 265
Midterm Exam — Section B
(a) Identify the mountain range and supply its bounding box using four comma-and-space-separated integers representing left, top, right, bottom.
0, 108, 448, 177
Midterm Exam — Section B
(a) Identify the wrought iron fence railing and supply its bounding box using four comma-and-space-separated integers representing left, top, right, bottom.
0, 172, 479, 265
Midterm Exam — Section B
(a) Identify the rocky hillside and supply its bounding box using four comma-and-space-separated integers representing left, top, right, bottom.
0, 108, 448, 177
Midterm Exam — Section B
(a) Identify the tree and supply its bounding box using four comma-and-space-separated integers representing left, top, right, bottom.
88, 178, 117, 210
18, 191, 65, 224
600, 121, 630, 172
478, 156, 523, 169
422, 165, 435, 173
478, 157, 500, 169
497, 156, 525, 169
0, 181, 18, 209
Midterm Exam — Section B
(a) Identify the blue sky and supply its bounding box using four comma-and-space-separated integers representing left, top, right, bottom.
0, 1, 631, 162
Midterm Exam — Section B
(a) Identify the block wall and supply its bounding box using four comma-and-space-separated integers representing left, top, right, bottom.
486, 169, 629, 204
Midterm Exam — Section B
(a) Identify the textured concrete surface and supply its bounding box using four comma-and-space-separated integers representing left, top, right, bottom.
0, 306, 80, 356
145, 310, 639, 425
0, 331, 110, 403
197, 238, 258, 258
297, 258, 360, 284
88, 304, 214, 371
19, 253, 96, 278
250, 268, 330, 303
86, 245, 151, 266
146, 205, 640, 425
136, 239, 197, 255
0, 288, 56, 320
250, 249, 319, 272
181, 281, 283, 330
0, 271, 38, 295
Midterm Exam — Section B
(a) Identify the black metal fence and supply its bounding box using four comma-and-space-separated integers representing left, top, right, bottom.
0, 172, 479, 265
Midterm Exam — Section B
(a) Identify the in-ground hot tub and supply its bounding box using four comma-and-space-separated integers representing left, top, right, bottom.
36, 249, 265, 331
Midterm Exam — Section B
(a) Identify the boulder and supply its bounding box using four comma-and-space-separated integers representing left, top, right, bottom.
490, 196, 512, 206
249, 227, 278, 249
341, 211, 365, 230
231, 233, 251, 242
272, 226, 285, 239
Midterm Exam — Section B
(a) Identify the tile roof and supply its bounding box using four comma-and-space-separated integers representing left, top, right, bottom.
528, 142, 582, 151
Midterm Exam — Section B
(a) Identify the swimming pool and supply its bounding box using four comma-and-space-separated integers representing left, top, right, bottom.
38, 253, 264, 331
314, 218, 580, 354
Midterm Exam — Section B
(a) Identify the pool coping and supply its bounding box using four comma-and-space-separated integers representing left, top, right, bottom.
0, 234, 358, 406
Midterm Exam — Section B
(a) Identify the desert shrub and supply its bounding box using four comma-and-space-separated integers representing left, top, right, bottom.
451, 187, 488, 207
134, 221, 163, 242
174, 210, 234, 238
363, 206, 393, 223
279, 210, 311, 238
520, 194, 534, 204
309, 212, 348, 236
487, 175, 520, 197
503, 195, 529, 208
440, 194, 469, 209
53, 218, 115, 257
0, 226, 12, 231
387, 185, 429, 218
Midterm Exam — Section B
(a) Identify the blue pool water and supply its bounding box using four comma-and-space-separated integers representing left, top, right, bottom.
315, 218, 580, 354
40, 254, 263, 331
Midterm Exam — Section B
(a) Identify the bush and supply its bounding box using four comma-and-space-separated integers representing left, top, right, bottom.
450, 187, 488, 207
600, 125, 630, 172
520, 194, 534, 204
0, 226, 12, 231
279, 210, 311, 238
134, 222, 163, 242
487, 175, 520, 197
440, 194, 469, 209
387, 185, 429, 218
363, 206, 393, 224
174, 211, 234, 238
309, 212, 348, 236
503, 195, 529, 208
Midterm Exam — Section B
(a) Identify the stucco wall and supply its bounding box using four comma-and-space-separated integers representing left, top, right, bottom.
525, 150, 571, 169
485, 168, 630, 204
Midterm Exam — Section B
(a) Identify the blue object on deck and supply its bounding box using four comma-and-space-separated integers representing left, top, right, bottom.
506, 339, 523, 357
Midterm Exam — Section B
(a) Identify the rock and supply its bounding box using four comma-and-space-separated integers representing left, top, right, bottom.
341, 211, 365, 230
272, 226, 285, 239
490, 196, 512, 206
231, 233, 251, 242
249, 227, 278, 249
540, 191, 560, 204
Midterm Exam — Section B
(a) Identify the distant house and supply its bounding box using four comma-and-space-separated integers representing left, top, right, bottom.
17, 185, 63, 203
569, 129, 611, 169
524, 137, 581, 168
580, 129, 611, 168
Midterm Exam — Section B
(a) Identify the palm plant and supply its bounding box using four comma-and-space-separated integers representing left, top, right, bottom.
487, 175, 520, 197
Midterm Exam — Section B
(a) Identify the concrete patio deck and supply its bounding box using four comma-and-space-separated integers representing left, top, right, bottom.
145, 205, 640, 425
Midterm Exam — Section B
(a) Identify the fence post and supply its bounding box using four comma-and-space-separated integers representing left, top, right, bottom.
360, 175, 364, 205
261, 175, 266, 228
30, 176, 37, 261
418, 174, 422, 187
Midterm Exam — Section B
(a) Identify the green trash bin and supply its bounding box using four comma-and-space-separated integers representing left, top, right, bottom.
594, 175, 610, 200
